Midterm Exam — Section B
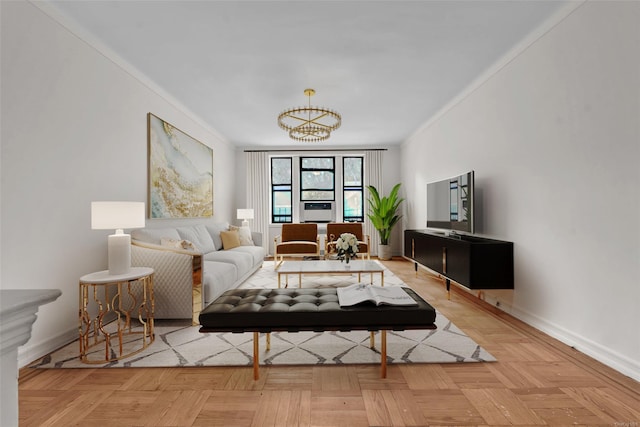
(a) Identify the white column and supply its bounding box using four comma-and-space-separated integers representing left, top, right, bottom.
0, 289, 61, 427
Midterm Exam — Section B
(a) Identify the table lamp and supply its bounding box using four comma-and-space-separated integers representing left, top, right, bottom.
237, 208, 254, 227
91, 201, 145, 275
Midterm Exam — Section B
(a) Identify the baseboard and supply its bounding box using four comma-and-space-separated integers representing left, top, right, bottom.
405, 257, 640, 382
18, 326, 77, 368
507, 303, 640, 382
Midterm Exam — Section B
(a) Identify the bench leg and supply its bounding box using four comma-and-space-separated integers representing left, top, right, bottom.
253, 332, 259, 380
266, 332, 271, 351
370, 331, 375, 348
381, 330, 387, 378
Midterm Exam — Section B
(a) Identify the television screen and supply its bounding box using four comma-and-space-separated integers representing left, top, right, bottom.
427, 171, 474, 233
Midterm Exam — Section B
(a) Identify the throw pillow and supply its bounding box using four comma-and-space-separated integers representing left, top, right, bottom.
160, 238, 197, 251
230, 225, 254, 246
220, 230, 241, 250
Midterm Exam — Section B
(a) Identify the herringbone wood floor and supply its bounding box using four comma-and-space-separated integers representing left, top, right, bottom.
19, 258, 640, 426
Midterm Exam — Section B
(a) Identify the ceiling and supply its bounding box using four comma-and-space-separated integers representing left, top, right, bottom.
45, 1, 568, 148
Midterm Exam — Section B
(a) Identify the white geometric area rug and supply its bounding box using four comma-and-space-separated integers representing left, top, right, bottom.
33, 261, 495, 369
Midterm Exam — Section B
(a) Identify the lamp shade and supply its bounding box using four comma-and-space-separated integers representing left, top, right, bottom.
236, 209, 254, 220
91, 201, 145, 275
91, 202, 145, 230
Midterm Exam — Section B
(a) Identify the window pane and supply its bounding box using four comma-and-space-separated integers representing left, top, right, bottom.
272, 158, 292, 184
301, 171, 334, 190
273, 191, 292, 222
301, 190, 334, 200
343, 158, 362, 187
272, 157, 292, 223
344, 190, 363, 219
301, 157, 333, 169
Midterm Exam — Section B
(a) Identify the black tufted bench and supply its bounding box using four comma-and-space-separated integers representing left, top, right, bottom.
199, 287, 437, 379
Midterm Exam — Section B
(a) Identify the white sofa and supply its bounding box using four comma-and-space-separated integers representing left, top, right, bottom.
131, 223, 265, 323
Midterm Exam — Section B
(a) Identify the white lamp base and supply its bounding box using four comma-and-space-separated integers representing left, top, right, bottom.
108, 231, 131, 275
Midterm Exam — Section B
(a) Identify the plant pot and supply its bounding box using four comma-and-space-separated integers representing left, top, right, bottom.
377, 244, 392, 260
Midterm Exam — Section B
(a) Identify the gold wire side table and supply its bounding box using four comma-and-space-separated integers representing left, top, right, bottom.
78, 267, 154, 364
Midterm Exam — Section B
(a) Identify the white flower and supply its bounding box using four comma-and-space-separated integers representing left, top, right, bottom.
336, 232, 358, 262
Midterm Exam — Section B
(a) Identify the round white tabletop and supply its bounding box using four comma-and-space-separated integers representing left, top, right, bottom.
80, 267, 154, 284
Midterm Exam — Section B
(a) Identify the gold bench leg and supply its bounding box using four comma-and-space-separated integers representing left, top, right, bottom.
266, 332, 271, 351
253, 332, 259, 380
381, 330, 387, 378
370, 331, 375, 348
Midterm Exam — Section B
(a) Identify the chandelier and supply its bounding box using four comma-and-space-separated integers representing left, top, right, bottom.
278, 89, 341, 142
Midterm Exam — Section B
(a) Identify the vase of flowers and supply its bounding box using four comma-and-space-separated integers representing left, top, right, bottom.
335, 232, 358, 264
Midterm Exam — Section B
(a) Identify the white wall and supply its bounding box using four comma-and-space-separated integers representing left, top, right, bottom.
401, 1, 639, 380
0, 1, 238, 366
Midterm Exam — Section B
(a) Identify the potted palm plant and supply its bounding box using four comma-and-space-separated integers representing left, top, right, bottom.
367, 183, 404, 260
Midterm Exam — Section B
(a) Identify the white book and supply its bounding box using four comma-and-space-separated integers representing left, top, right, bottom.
337, 284, 418, 307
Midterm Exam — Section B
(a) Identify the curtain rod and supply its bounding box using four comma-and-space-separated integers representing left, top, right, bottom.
244, 148, 388, 153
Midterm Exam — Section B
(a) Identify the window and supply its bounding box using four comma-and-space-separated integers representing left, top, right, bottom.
271, 157, 292, 223
300, 157, 335, 201
343, 157, 364, 222
270, 154, 365, 223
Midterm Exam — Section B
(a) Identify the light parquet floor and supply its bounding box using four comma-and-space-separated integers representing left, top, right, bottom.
19, 258, 640, 426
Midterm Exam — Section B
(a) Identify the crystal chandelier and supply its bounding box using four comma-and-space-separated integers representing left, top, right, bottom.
278, 89, 341, 142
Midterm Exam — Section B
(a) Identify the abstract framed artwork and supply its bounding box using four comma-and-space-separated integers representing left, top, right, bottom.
147, 113, 213, 218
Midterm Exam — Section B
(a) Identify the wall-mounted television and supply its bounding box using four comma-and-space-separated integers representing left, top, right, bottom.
426, 170, 474, 234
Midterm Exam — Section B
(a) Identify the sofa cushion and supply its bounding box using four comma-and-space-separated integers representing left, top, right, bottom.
203, 250, 253, 273
177, 224, 216, 253
229, 246, 265, 265
132, 228, 181, 245
202, 260, 238, 304
206, 222, 230, 250
230, 225, 254, 246
220, 230, 241, 250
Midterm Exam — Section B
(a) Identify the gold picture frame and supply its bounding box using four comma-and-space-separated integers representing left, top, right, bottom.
147, 113, 213, 218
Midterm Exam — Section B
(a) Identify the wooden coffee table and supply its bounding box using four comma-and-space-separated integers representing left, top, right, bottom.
277, 260, 384, 288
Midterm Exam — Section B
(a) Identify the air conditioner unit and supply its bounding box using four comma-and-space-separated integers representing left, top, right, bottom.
300, 202, 335, 223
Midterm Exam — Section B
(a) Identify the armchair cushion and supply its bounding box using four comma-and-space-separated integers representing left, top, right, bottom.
281, 223, 318, 242
326, 222, 370, 258
327, 222, 365, 241
275, 241, 319, 255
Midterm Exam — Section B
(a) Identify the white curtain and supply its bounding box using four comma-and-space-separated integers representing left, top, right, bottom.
245, 151, 270, 253
364, 150, 383, 255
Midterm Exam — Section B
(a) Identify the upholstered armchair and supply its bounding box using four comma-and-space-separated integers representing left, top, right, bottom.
325, 222, 370, 260
273, 223, 320, 269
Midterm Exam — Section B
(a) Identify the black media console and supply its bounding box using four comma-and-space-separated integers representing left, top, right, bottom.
404, 230, 514, 298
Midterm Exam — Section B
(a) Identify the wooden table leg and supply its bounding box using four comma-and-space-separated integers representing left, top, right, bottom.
381, 330, 387, 378
253, 332, 259, 380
